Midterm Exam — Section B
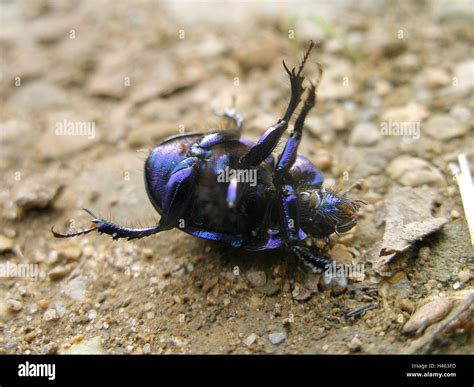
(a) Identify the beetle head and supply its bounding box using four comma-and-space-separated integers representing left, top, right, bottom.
299, 188, 365, 238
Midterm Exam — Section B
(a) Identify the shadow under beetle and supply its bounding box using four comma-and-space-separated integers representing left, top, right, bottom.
53, 42, 365, 273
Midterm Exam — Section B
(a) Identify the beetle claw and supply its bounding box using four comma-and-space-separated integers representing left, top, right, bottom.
51, 208, 101, 238
83, 208, 99, 221
51, 225, 97, 238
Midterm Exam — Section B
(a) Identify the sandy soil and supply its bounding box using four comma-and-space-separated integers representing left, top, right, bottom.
0, 0, 473, 354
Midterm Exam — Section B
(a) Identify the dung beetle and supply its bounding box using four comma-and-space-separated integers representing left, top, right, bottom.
53, 42, 365, 273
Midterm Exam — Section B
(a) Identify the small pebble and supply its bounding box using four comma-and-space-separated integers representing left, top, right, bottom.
320, 272, 348, 295
348, 337, 362, 353
387, 156, 445, 187
48, 265, 72, 281
186, 262, 194, 272
397, 313, 405, 324
246, 270, 267, 287
88, 309, 97, 322
47, 250, 59, 265
399, 298, 415, 314
292, 283, 312, 302
146, 312, 155, 320
15, 184, 62, 212
202, 276, 219, 293
37, 299, 50, 310
57, 244, 82, 261
268, 332, 286, 345
244, 333, 258, 346
422, 67, 451, 89
42, 342, 59, 354
314, 151, 332, 171
424, 115, 468, 141
0, 235, 14, 253
330, 243, 353, 264
83, 245, 95, 257
301, 273, 320, 292
450, 105, 471, 122
450, 210, 460, 219
65, 276, 86, 302
7, 299, 23, 312
458, 268, 471, 283
43, 308, 59, 322
381, 102, 428, 123
72, 334, 84, 344
142, 248, 154, 259
451, 59, 474, 95
349, 122, 380, 146
63, 336, 106, 354
257, 280, 281, 296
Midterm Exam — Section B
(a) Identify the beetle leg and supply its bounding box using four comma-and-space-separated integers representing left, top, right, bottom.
239, 42, 315, 168
276, 180, 333, 272
274, 65, 322, 184
282, 40, 315, 123
278, 184, 307, 243
246, 228, 284, 251
292, 245, 333, 274
160, 157, 200, 227
193, 133, 237, 150
239, 119, 288, 167
184, 226, 246, 249
52, 208, 164, 241
245, 186, 279, 249
52, 158, 200, 241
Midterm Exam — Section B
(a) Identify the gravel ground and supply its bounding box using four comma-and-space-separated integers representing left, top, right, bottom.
0, 0, 473, 354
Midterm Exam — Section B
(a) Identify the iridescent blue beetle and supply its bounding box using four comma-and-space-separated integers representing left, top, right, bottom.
53, 42, 364, 273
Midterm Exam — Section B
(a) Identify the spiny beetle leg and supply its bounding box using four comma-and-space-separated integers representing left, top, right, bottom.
282, 40, 315, 122
51, 208, 164, 241
161, 157, 200, 226
274, 65, 322, 184
292, 245, 333, 274
239, 119, 288, 167
278, 184, 307, 243
239, 41, 315, 168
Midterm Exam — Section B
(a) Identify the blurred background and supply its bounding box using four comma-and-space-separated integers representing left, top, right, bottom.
0, 0, 472, 354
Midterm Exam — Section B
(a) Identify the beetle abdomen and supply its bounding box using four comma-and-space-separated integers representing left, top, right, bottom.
144, 133, 273, 236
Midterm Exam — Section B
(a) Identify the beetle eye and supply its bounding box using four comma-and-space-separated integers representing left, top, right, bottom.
300, 191, 322, 209
300, 192, 311, 202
